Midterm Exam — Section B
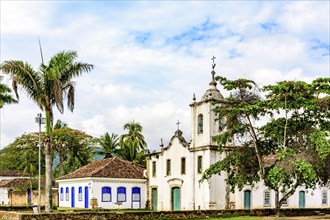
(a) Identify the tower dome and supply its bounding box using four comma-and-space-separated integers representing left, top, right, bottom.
200, 62, 224, 102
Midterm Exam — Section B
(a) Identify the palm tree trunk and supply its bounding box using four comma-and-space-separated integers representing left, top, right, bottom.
45, 111, 53, 212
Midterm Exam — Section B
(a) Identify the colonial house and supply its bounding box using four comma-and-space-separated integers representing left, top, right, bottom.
56, 157, 147, 209
0, 170, 31, 205
147, 65, 330, 211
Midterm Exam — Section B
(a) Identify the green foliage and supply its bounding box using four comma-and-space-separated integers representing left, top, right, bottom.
99, 121, 149, 166
51, 127, 94, 177
202, 76, 330, 213
0, 75, 17, 108
96, 132, 120, 158
309, 131, 330, 161
0, 133, 45, 174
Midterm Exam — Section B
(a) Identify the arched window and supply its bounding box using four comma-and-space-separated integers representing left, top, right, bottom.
65, 187, 69, 201
198, 114, 203, 134
60, 187, 64, 201
132, 187, 141, 202
102, 186, 111, 202
78, 187, 83, 201
117, 187, 126, 202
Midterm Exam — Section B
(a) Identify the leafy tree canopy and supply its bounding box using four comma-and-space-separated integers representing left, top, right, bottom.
202, 76, 330, 214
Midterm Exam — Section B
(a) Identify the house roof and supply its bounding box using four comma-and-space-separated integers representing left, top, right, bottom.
57, 157, 146, 180
0, 170, 30, 177
0, 178, 30, 187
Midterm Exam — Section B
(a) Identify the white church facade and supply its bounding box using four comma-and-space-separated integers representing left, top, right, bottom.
147, 66, 329, 211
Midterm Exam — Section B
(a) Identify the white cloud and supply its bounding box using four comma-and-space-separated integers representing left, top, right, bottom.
0, 1, 329, 151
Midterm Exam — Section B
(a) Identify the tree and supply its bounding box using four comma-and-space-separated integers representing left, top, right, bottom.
97, 132, 120, 158
201, 76, 330, 215
0, 75, 17, 108
0, 50, 93, 212
51, 127, 94, 177
0, 132, 45, 175
117, 121, 148, 166
121, 121, 147, 150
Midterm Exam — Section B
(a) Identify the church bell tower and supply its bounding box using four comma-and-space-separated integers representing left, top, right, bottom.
189, 57, 224, 149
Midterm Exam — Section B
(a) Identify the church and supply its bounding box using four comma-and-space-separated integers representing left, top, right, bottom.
146, 64, 329, 211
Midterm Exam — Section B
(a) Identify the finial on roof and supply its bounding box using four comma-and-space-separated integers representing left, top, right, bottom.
211, 56, 216, 70
176, 120, 180, 131
160, 138, 164, 149
193, 93, 196, 101
210, 56, 217, 86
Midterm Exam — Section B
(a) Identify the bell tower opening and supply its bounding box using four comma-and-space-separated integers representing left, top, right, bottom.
197, 114, 203, 134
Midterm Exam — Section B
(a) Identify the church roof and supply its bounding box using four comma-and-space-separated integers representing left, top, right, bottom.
57, 157, 146, 180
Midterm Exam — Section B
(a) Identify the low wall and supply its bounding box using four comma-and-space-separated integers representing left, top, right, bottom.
7, 190, 58, 207
0, 211, 18, 220
17, 208, 330, 220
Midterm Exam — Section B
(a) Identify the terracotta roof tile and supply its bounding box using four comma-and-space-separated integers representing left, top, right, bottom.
0, 178, 30, 187
57, 157, 146, 180
0, 170, 30, 177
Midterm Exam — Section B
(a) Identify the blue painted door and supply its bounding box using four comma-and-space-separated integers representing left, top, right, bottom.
299, 191, 305, 208
84, 186, 89, 208
171, 187, 180, 211
244, 190, 251, 209
71, 187, 75, 208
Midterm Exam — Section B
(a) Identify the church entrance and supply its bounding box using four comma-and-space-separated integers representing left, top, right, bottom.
151, 188, 157, 211
244, 190, 251, 209
171, 187, 181, 211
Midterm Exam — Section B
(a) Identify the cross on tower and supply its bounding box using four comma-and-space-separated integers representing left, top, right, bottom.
176, 120, 180, 131
211, 56, 216, 70
211, 55, 216, 64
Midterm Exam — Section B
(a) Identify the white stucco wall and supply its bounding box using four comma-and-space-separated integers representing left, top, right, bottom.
57, 177, 147, 209
234, 181, 330, 209
149, 137, 194, 211
0, 188, 9, 204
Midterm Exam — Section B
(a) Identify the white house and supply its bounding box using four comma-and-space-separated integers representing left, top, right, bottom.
147, 64, 329, 211
56, 157, 147, 209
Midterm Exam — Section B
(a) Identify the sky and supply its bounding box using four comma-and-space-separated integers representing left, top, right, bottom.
0, 1, 329, 152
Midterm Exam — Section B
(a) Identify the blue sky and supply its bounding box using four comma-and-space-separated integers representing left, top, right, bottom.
0, 1, 329, 151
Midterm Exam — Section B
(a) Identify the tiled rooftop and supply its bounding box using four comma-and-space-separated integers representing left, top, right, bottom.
57, 157, 146, 180
0, 178, 30, 187
0, 170, 30, 177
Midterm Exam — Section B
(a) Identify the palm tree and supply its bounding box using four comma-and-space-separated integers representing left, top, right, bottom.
0, 75, 17, 108
117, 121, 148, 166
53, 119, 68, 130
97, 132, 120, 158
0, 51, 93, 212
121, 121, 147, 150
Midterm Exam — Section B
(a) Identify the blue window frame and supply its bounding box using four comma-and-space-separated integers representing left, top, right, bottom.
102, 187, 112, 202
60, 187, 64, 201
117, 187, 126, 202
132, 187, 141, 202
65, 187, 69, 201
78, 187, 83, 201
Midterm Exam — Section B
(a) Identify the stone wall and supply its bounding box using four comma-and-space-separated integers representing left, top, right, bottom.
16, 208, 330, 220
